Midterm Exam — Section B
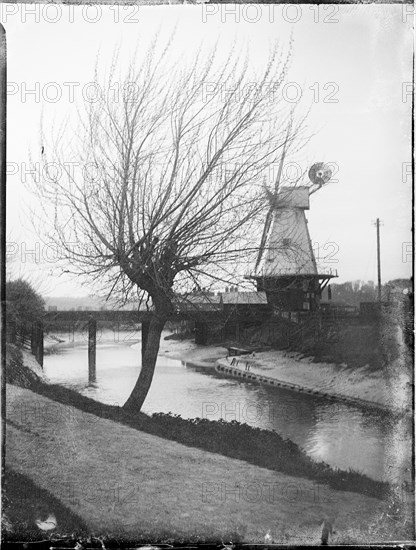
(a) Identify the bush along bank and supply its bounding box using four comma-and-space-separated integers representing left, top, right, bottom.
148, 413, 389, 499
13, 376, 390, 502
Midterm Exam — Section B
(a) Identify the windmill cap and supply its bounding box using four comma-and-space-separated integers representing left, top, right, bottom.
275, 186, 310, 209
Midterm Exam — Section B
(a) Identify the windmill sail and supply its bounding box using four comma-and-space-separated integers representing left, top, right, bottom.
255, 130, 290, 272
255, 207, 273, 272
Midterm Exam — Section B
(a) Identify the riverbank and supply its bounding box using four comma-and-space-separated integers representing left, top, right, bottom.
11, 344, 395, 495
215, 355, 395, 413
5, 345, 414, 542
159, 336, 410, 414
5, 383, 408, 544
5, 344, 49, 387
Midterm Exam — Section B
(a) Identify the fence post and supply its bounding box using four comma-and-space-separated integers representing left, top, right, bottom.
88, 315, 97, 384
36, 320, 44, 368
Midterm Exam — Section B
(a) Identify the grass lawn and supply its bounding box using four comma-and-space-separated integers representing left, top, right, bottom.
5, 383, 411, 545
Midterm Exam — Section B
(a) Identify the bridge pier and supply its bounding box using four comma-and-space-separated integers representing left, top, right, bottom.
88, 316, 97, 384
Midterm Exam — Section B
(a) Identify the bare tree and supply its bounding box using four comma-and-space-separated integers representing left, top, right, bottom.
29, 37, 308, 411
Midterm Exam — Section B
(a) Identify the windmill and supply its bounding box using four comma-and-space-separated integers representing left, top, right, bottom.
250, 148, 337, 312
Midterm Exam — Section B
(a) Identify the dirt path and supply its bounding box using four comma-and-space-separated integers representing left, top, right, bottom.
5, 383, 390, 544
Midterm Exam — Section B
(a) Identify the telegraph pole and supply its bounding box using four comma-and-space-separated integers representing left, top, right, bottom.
0, 23, 6, 493
373, 218, 382, 302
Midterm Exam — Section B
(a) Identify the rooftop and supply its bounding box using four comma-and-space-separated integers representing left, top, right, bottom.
221, 291, 268, 305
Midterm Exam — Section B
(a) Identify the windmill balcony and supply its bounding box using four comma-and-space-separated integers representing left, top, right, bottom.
244, 267, 338, 279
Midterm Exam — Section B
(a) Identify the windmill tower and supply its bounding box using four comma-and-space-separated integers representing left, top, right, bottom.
250, 157, 337, 312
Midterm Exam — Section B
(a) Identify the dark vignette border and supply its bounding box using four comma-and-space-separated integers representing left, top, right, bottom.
0, 1, 414, 548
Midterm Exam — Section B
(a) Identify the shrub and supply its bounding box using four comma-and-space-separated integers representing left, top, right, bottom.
6, 278, 45, 326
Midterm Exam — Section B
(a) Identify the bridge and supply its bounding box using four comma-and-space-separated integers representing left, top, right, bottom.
44, 309, 146, 325
40, 309, 197, 376
43, 307, 198, 326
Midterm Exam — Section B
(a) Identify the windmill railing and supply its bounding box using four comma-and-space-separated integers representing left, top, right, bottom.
317, 267, 338, 278
246, 267, 338, 279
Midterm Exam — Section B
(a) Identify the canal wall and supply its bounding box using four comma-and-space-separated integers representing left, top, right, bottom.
215, 358, 394, 414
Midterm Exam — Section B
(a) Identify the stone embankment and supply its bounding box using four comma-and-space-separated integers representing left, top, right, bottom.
215, 356, 401, 414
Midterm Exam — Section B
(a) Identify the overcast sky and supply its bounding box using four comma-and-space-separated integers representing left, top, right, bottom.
3, 4, 413, 297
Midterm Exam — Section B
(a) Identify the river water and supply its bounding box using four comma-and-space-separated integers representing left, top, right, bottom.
43, 329, 411, 483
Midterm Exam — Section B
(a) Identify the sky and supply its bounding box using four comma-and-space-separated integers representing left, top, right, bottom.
3, 3, 413, 298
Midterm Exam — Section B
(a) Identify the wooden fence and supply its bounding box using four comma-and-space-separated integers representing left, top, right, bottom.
7, 319, 44, 367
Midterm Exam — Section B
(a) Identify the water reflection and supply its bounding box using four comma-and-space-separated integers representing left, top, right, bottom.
43, 331, 411, 482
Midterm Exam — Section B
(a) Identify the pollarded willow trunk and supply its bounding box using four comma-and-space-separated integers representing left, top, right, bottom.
123, 311, 167, 412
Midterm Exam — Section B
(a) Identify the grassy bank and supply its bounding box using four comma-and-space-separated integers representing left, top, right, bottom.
305, 322, 383, 371
8, 383, 398, 544
5, 344, 44, 388
17, 376, 387, 501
